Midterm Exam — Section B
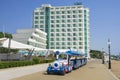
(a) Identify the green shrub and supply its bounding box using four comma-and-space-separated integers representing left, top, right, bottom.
32, 57, 40, 64
0, 57, 55, 69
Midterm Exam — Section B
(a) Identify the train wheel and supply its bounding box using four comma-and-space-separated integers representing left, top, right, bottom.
61, 70, 66, 75
47, 71, 50, 75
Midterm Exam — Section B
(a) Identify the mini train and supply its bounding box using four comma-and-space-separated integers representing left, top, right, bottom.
46, 50, 87, 75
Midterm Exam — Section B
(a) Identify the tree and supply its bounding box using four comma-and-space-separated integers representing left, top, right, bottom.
90, 50, 102, 59
0, 32, 12, 38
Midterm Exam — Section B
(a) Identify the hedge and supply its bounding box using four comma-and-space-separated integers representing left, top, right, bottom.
0, 58, 54, 69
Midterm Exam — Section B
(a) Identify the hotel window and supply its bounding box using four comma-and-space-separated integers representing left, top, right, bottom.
51, 16, 54, 19
62, 24, 65, 27
51, 33, 54, 36
56, 33, 60, 36
35, 21, 38, 24
40, 29, 44, 31
73, 19, 76, 22
79, 19, 82, 22
67, 33, 71, 36
56, 42, 59, 45
73, 42, 76, 45
67, 38, 71, 41
73, 47, 76, 49
62, 38, 65, 41
56, 20, 60, 23
51, 12, 54, 14
79, 33, 82, 36
67, 20, 71, 23
40, 16, 44, 19
56, 47, 60, 49
56, 29, 59, 32
67, 24, 70, 27
62, 33, 66, 36
56, 24, 60, 27
35, 16, 39, 19
79, 37, 82, 40
62, 29, 66, 32
56, 16, 60, 19
51, 25, 54, 28
40, 12, 44, 15
79, 47, 82, 49
79, 15, 82, 18
73, 37, 77, 41
67, 29, 71, 32
35, 12, 39, 15
79, 24, 82, 27
67, 42, 71, 45
67, 11, 71, 14
62, 20, 65, 23
40, 25, 44, 28
79, 28, 82, 31
51, 29, 54, 32
73, 24, 76, 27
40, 21, 44, 23
79, 10, 82, 13
56, 11, 60, 14
62, 15, 65, 18
62, 47, 65, 49
50, 47, 54, 49
73, 28, 77, 31
79, 42, 82, 45
67, 15, 71, 18
73, 33, 76, 36
51, 20, 54, 23
51, 42, 54, 45
35, 25, 38, 28
62, 11, 65, 14
73, 10, 76, 13
51, 38, 54, 41
62, 42, 65, 45
73, 15, 76, 18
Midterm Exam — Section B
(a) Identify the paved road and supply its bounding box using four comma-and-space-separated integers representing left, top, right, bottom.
12, 59, 119, 80
0, 63, 48, 80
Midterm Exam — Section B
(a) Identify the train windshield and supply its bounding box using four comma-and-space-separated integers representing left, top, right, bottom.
59, 54, 67, 60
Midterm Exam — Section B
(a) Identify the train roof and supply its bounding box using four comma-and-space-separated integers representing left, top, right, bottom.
56, 50, 84, 56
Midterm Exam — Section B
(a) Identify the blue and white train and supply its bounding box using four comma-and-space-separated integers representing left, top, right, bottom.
46, 50, 87, 75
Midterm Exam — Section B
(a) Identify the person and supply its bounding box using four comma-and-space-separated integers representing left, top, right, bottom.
74, 56, 77, 65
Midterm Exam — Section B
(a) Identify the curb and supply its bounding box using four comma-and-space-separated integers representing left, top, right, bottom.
108, 69, 120, 80
104, 65, 120, 80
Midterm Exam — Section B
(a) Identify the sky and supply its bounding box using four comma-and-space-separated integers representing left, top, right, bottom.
0, 0, 120, 55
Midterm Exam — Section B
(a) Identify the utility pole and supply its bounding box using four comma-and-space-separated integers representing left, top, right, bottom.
7, 38, 11, 61
108, 39, 111, 69
102, 48, 104, 64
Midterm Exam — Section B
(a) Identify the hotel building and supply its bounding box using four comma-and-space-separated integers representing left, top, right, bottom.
12, 28, 47, 49
33, 4, 90, 58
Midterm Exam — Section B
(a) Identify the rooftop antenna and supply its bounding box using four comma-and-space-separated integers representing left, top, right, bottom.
74, 2, 82, 5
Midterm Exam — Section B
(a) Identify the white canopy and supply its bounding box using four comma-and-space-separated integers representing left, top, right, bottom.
0, 38, 46, 51
2, 39, 34, 49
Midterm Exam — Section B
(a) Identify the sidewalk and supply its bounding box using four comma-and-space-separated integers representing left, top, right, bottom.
0, 59, 119, 80
0, 63, 49, 80
79, 59, 120, 80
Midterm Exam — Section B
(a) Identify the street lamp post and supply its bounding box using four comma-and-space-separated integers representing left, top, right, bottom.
102, 48, 104, 64
108, 39, 111, 69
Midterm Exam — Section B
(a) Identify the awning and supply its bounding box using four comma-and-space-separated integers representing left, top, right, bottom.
2, 39, 34, 49
65, 50, 84, 56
